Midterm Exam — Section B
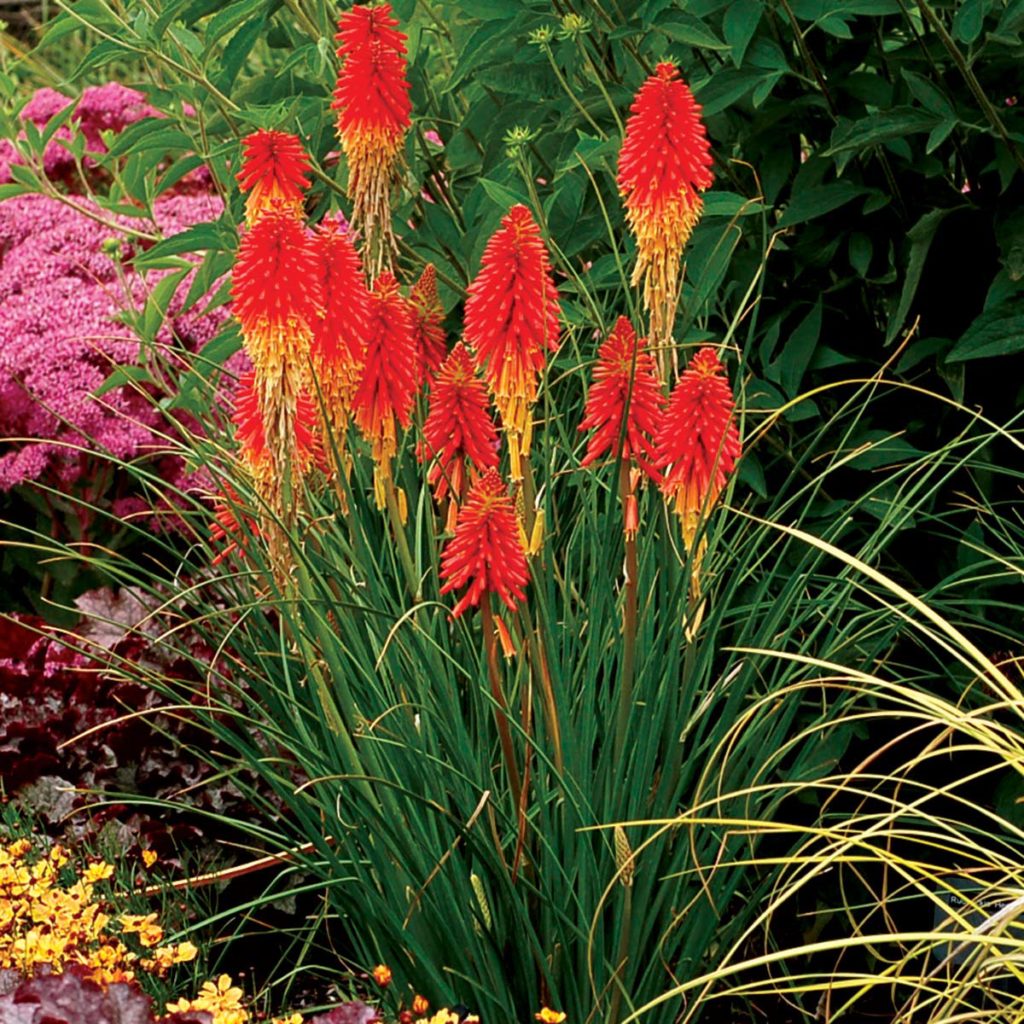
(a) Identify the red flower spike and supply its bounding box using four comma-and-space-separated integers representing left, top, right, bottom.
211, 485, 260, 566
419, 342, 499, 504
236, 129, 311, 226
440, 469, 530, 618
618, 63, 713, 346
464, 204, 560, 448
232, 370, 323, 480
654, 347, 740, 551
310, 215, 372, 440
408, 263, 447, 385
333, 2, 412, 274
231, 209, 321, 386
578, 316, 664, 477
352, 271, 418, 500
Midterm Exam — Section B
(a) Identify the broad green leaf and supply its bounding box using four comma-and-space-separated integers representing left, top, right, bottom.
946, 299, 1024, 361
745, 37, 788, 70
723, 0, 762, 66
95, 364, 153, 397
657, 12, 728, 50
776, 182, 867, 228
478, 178, 530, 212
133, 222, 233, 268
902, 70, 955, 117
694, 69, 762, 116
703, 191, 766, 217
848, 232, 872, 277
886, 207, 953, 344
926, 120, 957, 153
776, 298, 822, 397
819, 14, 853, 38
952, 0, 986, 44
827, 108, 941, 156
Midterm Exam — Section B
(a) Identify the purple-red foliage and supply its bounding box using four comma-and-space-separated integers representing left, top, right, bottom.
0, 965, 212, 1024
309, 1004, 381, 1024
0, 591, 262, 857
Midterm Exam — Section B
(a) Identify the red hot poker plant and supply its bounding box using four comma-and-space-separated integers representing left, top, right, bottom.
231, 207, 322, 536
654, 347, 740, 563
235, 129, 311, 227
310, 214, 371, 455
578, 316, 664, 478
333, 2, 411, 277
464, 204, 560, 480
420, 342, 499, 529
439, 468, 530, 619
352, 270, 418, 510
407, 263, 447, 386
618, 62, 713, 360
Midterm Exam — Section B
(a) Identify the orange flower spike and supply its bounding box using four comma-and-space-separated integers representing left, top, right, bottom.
578, 316, 664, 476
310, 215, 371, 441
352, 271, 418, 502
231, 209, 321, 388
654, 347, 740, 552
408, 263, 447, 385
419, 342, 499, 504
333, 2, 412, 275
440, 469, 530, 619
464, 204, 560, 457
236, 129, 311, 227
618, 63, 713, 346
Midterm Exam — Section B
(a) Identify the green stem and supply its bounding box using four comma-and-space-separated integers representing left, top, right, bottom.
608, 885, 633, 1024
383, 474, 420, 601
480, 597, 523, 821
540, 43, 606, 138
613, 460, 638, 766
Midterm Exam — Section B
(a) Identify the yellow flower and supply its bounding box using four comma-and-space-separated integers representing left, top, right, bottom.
83, 861, 114, 884
141, 849, 158, 869
536, 1009, 567, 1024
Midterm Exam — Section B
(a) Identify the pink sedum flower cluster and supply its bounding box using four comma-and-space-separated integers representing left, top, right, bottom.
0, 83, 227, 495
0, 191, 225, 491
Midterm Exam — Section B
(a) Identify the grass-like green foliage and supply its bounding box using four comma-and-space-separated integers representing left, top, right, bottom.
3, 3, 1024, 1022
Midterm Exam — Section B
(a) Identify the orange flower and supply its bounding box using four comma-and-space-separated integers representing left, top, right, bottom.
372, 963, 392, 986
408, 263, 447, 385
333, 2, 411, 274
352, 271, 418, 503
618, 63, 712, 347
464, 204, 560, 470
419, 342, 499, 518
235, 129, 311, 226
654, 347, 740, 552
578, 316, 664, 476
412, 995, 429, 1015
440, 469, 530, 618
310, 214, 371, 445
